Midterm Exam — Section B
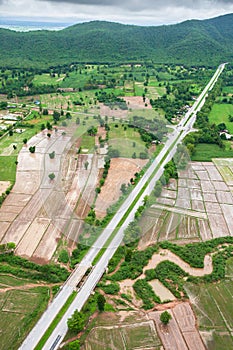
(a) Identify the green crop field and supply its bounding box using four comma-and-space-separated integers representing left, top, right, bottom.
208, 103, 233, 134
191, 143, 233, 162
0, 286, 49, 350
185, 276, 233, 350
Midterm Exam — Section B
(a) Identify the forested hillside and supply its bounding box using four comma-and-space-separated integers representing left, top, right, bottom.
0, 13, 232, 68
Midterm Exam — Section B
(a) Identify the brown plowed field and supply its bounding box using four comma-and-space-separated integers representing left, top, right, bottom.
95, 158, 148, 218
0, 130, 72, 261
149, 302, 206, 350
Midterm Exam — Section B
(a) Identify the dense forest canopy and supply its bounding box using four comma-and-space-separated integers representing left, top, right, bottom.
0, 13, 232, 68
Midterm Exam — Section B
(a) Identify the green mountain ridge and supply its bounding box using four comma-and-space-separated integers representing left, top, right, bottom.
0, 13, 232, 68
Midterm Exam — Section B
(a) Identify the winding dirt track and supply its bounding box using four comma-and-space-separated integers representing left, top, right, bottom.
143, 249, 213, 277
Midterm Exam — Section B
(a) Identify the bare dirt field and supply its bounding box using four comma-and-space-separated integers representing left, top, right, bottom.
149, 279, 175, 302
123, 96, 152, 109
96, 103, 128, 120
149, 302, 205, 350
95, 158, 148, 218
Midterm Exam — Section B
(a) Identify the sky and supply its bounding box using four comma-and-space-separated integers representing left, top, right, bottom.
0, 0, 233, 26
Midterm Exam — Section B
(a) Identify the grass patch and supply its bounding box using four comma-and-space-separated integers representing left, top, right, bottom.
80, 133, 95, 152
0, 156, 17, 182
185, 280, 233, 349
0, 274, 36, 288
209, 103, 233, 134
33, 74, 65, 86
0, 287, 49, 350
83, 317, 161, 350
191, 143, 233, 161
108, 124, 146, 158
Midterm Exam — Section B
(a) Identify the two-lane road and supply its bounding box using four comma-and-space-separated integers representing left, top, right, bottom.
19, 63, 226, 350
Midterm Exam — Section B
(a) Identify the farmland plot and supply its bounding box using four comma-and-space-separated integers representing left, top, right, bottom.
95, 158, 147, 218
84, 313, 162, 350
185, 279, 233, 350
0, 130, 73, 261
139, 160, 233, 247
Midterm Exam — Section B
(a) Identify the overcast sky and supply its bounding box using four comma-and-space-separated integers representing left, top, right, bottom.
0, 0, 233, 26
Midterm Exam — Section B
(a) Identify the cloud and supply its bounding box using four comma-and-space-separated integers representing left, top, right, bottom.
0, 0, 233, 26
36, 0, 233, 10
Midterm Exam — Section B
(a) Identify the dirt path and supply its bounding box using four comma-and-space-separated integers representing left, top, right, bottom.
151, 204, 208, 219
143, 249, 213, 277
0, 282, 61, 293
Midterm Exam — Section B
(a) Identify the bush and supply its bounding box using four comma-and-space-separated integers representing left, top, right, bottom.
101, 282, 120, 295
67, 310, 85, 333
153, 260, 188, 299
0, 253, 69, 283
58, 249, 69, 264
159, 237, 233, 268
133, 279, 161, 309
110, 245, 158, 281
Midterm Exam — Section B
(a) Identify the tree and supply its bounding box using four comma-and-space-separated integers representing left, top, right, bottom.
53, 110, 60, 123
29, 146, 36, 153
154, 181, 162, 197
125, 249, 132, 262
67, 310, 85, 333
84, 161, 89, 170
48, 173, 55, 181
49, 151, 55, 159
120, 183, 127, 194
66, 112, 72, 119
23, 138, 27, 145
58, 249, 69, 264
95, 187, 101, 194
46, 121, 52, 130
97, 294, 106, 312
9, 130, 13, 136
160, 311, 172, 325
87, 125, 97, 136
42, 109, 48, 115
68, 340, 80, 350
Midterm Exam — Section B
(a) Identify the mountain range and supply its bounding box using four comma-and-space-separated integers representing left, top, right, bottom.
0, 13, 232, 68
